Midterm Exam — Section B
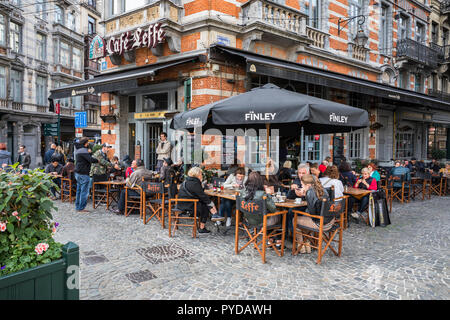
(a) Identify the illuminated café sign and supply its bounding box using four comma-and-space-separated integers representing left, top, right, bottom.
89, 35, 105, 59
134, 111, 167, 119
107, 23, 165, 56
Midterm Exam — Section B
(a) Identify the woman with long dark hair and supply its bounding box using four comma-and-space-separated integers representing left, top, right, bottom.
293, 174, 332, 254
240, 171, 281, 247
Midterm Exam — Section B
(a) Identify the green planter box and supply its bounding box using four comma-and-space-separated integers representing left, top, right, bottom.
0, 242, 79, 300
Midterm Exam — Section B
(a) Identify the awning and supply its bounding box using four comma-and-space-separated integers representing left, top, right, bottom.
210, 45, 450, 110
49, 55, 203, 99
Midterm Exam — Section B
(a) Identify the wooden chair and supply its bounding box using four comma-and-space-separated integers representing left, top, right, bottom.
292, 198, 344, 265
124, 185, 144, 217
61, 177, 75, 203
142, 180, 167, 228
168, 196, 199, 238
407, 177, 426, 201
430, 175, 444, 197
92, 181, 108, 209
387, 174, 408, 212
335, 195, 349, 230
234, 195, 287, 264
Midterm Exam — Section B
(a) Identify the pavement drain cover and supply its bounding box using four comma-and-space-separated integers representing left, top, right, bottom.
82, 254, 109, 265
136, 243, 194, 265
83, 251, 98, 256
125, 270, 157, 284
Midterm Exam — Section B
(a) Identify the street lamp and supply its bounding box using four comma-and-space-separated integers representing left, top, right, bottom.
355, 28, 369, 47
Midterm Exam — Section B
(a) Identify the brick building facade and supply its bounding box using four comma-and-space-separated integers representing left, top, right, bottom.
51, 0, 450, 169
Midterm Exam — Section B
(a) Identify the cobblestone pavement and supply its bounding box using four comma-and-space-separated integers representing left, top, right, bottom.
53, 196, 450, 300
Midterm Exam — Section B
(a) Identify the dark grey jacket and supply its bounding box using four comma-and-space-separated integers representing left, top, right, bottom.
0, 150, 11, 166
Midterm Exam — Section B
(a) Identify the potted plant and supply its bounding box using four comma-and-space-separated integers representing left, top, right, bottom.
0, 164, 79, 300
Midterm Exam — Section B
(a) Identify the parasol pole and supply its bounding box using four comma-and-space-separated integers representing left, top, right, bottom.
266, 123, 270, 180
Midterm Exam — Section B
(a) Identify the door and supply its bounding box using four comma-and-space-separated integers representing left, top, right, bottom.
377, 115, 389, 161
147, 123, 162, 171
23, 125, 38, 168
333, 136, 344, 166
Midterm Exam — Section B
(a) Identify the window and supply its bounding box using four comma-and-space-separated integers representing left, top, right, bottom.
301, 135, 321, 162
349, 132, 362, 159
442, 77, 448, 93
349, 0, 363, 36
72, 47, 82, 71
395, 132, 414, 159
398, 14, 409, 41
36, 76, 47, 106
56, 81, 70, 108
67, 11, 76, 31
414, 74, 423, 93
0, 15, 5, 46
125, 0, 146, 12
110, 0, 121, 16
380, 4, 390, 55
36, 0, 46, 20
55, 5, 64, 24
0, 66, 6, 99
10, 0, 20, 6
308, 0, 320, 29
143, 93, 168, 111
36, 33, 46, 61
88, 109, 98, 124
10, 22, 22, 53
415, 22, 425, 43
10, 70, 22, 103
88, 16, 96, 35
60, 41, 71, 67
88, 0, 96, 9
399, 71, 409, 89
427, 126, 447, 159
443, 28, 449, 46
432, 22, 439, 44
72, 96, 81, 109
128, 96, 136, 113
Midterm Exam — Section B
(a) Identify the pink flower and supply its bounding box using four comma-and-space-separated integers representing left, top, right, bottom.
12, 211, 18, 216
0, 222, 6, 232
52, 227, 56, 234
35, 243, 49, 255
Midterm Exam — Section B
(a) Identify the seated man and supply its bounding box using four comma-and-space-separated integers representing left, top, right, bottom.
390, 160, 411, 188
113, 159, 153, 215
45, 160, 63, 200
211, 167, 247, 228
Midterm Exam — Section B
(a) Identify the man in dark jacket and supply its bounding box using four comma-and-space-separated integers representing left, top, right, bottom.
113, 159, 153, 215
17, 145, 31, 170
74, 137, 98, 212
45, 160, 63, 199
44, 144, 56, 165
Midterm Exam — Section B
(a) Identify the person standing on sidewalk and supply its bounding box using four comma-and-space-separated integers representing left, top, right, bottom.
156, 132, 172, 172
17, 145, 31, 171
74, 138, 98, 213
44, 143, 56, 165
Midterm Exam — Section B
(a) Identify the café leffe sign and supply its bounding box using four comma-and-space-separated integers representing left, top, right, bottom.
89, 23, 165, 59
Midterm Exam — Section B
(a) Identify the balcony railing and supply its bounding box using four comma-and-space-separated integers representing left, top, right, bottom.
396, 38, 439, 69
0, 100, 53, 114
241, 0, 307, 37
430, 43, 450, 64
306, 26, 328, 49
441, 0, 450, 13
428, 89, 450, 102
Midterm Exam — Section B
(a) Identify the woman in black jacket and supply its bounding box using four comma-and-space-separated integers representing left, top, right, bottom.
293, 174, 331, 254
177, 167, 218, 234
51, 146, 66, 166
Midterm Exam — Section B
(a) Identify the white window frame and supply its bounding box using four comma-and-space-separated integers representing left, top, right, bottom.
60, 41, 71, 68
0, 15, 5, 46
10, 22, 22, 53
395, 132, 415, 159
36, 33, 47, 61
10, 69, 23, 103
0, 66, 6, 99
72, 47, 82, 71
348, 131, 362, 159
308, 0, 321, 30
36, 76, 47, 106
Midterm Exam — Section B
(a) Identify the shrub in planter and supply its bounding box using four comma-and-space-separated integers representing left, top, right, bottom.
0, 164, 62, 276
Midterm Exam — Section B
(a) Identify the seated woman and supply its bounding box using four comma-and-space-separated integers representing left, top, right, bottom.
348, 167, 377, 221
109, 156, 124, 180
278, 160, 294, 181
177, 167, 218, 234
367, 163, 381, 182
319, 165, 344, 200
338, 161, 357, 187
293, 174, 331, 254
211, 167, 247, 228
160, 158, 173, 182
310, 163, 322, 179
239, 171, 282, 248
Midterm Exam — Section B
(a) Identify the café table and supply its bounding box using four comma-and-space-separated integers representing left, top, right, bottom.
343, 187, 372, 200
93, 180, 126, 210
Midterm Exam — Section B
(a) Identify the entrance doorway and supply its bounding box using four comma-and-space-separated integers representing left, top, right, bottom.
147, 123, 162, 171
